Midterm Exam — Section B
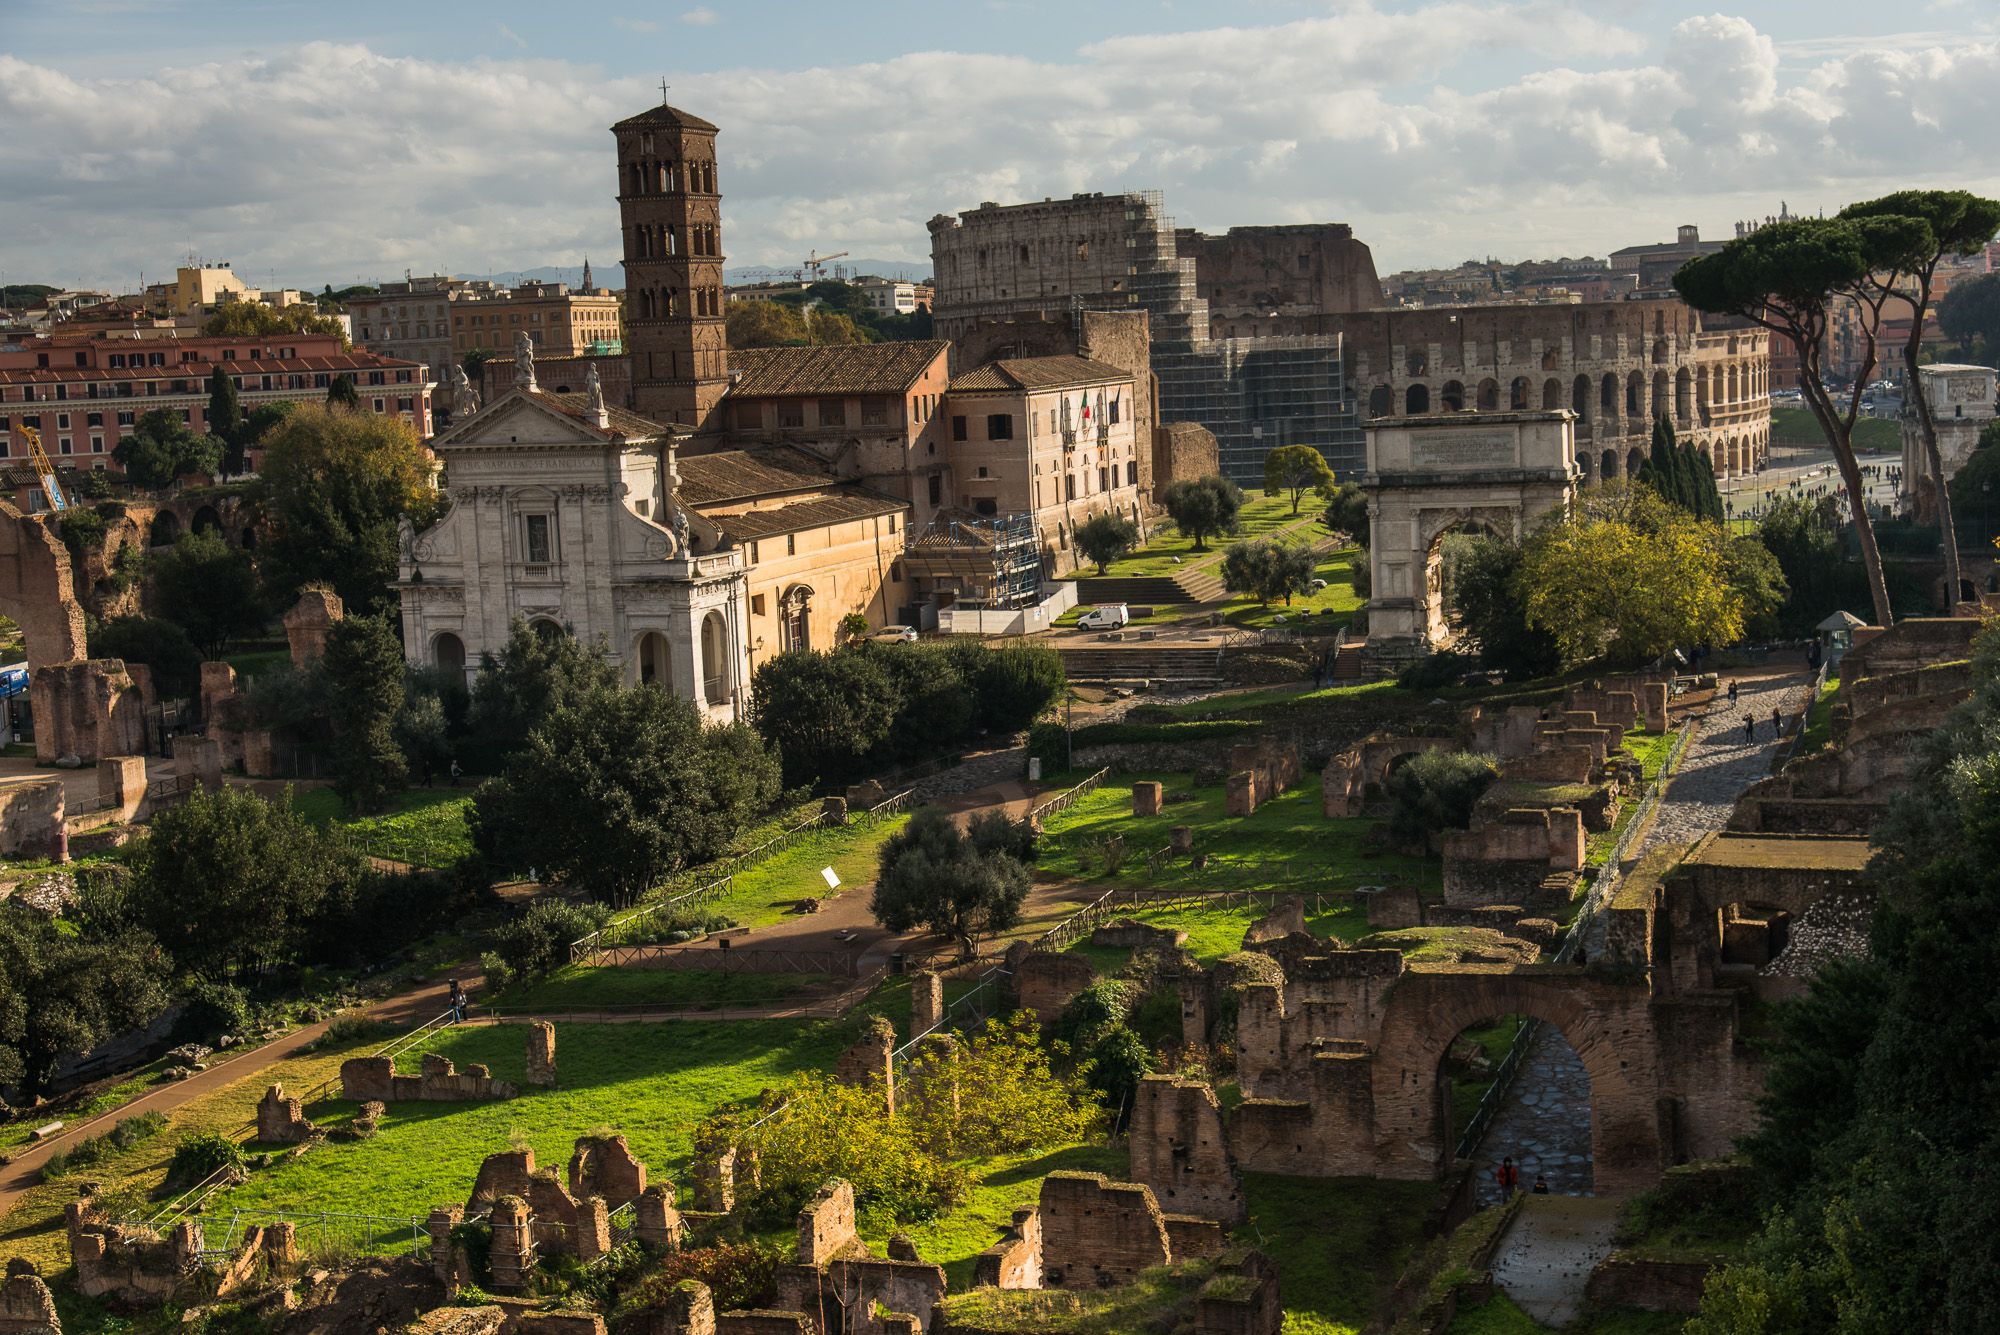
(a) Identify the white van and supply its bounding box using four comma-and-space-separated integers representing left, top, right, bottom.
1077, 603, 1131, 631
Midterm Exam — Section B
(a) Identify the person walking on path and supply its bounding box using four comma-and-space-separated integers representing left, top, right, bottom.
1743, 712, 1757, 744
1727, 680, 1739, 706
1772, 706, 1784, 738
449, 759, 463, 788
1497, 1157, 1520, 1194
1532, 1176, 1550, 1195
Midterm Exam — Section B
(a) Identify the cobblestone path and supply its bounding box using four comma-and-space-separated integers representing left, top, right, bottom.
1468, 661, 1817, 1200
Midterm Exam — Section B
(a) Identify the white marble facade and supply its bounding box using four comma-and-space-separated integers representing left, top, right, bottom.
397, 387, 751, 721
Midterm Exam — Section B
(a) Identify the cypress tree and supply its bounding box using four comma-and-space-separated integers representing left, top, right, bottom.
1639, 415, 1686, 508
206, 364, 242, 476
327, 373, 361, 409
1680, 438, 1726, 522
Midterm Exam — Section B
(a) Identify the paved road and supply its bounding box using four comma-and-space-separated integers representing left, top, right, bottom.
1490, 1195, 1623, 1326
1468, 659, 1817, 1206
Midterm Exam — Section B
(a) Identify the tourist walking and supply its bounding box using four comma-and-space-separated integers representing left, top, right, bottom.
1727, 679, 1739, 706
449, 758, 463, 787
1532, 1176, 1550, 1195
1497, 1157, 1520, 1194
1743, 712, 1756, 744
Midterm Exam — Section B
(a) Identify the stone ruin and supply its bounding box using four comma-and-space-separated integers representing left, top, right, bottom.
340, 1052, 518, 1103
202, 590, 347, 776
256, 1082, 318, 1143
432, 1135, 678, 1285
525, 1021, 557, 1087
1223, 737, 1302, 818
0, 1264, 60, 1335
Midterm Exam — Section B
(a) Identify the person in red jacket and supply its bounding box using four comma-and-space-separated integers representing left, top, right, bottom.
1496, 1157, 1520, 1193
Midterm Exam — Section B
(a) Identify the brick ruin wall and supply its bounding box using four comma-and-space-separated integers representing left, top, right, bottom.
341, 1053, 518, 1103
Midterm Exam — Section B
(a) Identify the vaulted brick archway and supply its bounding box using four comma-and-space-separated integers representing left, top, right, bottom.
1367, 966, 1665, 1192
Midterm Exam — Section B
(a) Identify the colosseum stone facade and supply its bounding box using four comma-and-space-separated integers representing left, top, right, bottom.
1335, 301, 1770, 481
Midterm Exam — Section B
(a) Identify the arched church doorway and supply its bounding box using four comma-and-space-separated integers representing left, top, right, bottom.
637, 630, 672, 689
433, 632, 465, 676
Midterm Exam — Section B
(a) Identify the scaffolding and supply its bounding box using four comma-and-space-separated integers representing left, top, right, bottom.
903, 512, 1041, 610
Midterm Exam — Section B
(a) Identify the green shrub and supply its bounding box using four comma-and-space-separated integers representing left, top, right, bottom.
172, 980, 252, 1045
1396, 649, 1477, 691
165, 1131, 246, 1189
486, 898, 611, 982
310, 1009, 389, 1051
479, 951, 515, 994
1385, 749, 1499, 849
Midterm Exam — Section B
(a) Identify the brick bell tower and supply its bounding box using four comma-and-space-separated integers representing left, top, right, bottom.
613, 98, 729, 430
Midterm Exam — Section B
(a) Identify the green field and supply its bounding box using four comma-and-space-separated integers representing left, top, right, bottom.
1236, 1174, 1440, 1333
491, 966, 835, 1014
292, 787, 476, 865
1771, 406, 1900, 452
1222, 545, 1365, 630
1057, 496, 1318, 583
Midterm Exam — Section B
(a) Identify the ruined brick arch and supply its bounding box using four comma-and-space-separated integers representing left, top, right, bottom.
1440, 381, 1465, 412
1367, 968, 1664, 1191
1600, 373, 1619, 416
1542, 378, 1561, 411
0, 504, 88, 670
1675, 367, 1693, 422
1652, 371, 1669, 418
1626, 371, 1644, 416
1369, 385, 1394, 418
1510, 377, 1531, 409
1406, 384, 1430, 414
1477, 378, 1499, 410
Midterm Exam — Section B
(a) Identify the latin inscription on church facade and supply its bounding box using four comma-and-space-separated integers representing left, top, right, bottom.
1411, 430, 1516, 469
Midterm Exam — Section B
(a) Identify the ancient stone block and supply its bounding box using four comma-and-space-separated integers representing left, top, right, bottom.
489, 1196, 535, 1290
692, 1145, 736, 1213
428, 1205, 464, 1282
1036, 1173, 1171, 1291
1499, 746, 1593, 784
1364, 882, 1422, 930
644, 1280, 717, 1335
256, 1083, 316, 1144
283, 588, 344, 667
468, 1149, 536, 1211
569, 1133, 647, 1209
1133, 781, 1164, 817
1129, 1077, 1245, 1223
0, 1270, 60, 1335
634, 1185, 682, 1251
181, 735, 223, 795
1241, 895, 1304, 946
1547, 807, 1584, 871
1089, 918, 1189, 950
828, 1258, 947, 1335
1225, 771, 1258, 817
1163, 1215, 1226, 1260
1643, 682, 1669, 734
1170, 825, 1194, 854
1005, 949, 1097, 1026
339, 1055, 396, 1103
526, 1021, 557, 1088
576, 1196, 612, 1262
834, 1015, 895, 1113
31, 659, 147, 766
0, 779, 64, 861
908, 971, 943, 1037
96, 755, 148, 823
820, 796, 848, 826
971, 1207, 1042, 1290
797, 1179, 860, 1266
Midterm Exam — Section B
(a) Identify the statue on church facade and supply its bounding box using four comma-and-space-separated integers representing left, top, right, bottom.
514, 330, 538, 393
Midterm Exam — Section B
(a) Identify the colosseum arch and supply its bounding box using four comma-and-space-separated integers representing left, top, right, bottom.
1476, 378, 1499, 411
1441, 381, 1466, 412
1542, 378, 1562, 411
1600, 449, 1618, 480
1675, 367, 1693, 423
1627, 447, 1645, 478
1572, 375, 1590, 417
1368, 385, 1394, 418
1510, 377, 1531, 409
1406, 384, 1431, 414
1653, 371, 1669, 420
1600, 373, 1619, 417
1626, 371, 1644, 417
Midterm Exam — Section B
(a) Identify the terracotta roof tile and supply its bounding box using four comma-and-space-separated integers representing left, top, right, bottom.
725, 342, 948, 398
946, 355, 1134, 393
706, 491, 908, 540
676, 447, 832, 504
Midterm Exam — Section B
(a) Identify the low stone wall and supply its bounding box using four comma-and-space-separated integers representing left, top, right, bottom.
1584, 1256, 1715, 1313
340, 1053, 518, 1103
0, 778, 64, 860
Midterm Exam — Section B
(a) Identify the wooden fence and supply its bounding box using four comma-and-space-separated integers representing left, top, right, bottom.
1028, 767, 1111, 823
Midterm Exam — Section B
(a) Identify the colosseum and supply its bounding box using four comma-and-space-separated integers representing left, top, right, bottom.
1334, 302, 1771, 481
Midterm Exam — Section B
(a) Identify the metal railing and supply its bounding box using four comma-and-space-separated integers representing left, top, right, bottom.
1774, 659, 1833, 771
1028, 767, 1111, 823
189, 1207, 436, 1264
890, 966, 1008, 1066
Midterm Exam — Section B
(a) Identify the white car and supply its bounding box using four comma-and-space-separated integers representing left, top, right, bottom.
871, 625, 919, 643
1077, 603, 1131, 631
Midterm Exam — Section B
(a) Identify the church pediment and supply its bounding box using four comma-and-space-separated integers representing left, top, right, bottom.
435, 392, 610, 450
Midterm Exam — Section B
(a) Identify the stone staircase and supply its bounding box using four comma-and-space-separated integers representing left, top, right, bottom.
1075, 562, 1227, 607
1331, 642, 1364, 680
1055, 642, 1227, 682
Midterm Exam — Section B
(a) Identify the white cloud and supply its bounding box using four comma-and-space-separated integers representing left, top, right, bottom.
3, 8, 1998, 291
681, 7, 718, 24
613, 16, 663, 32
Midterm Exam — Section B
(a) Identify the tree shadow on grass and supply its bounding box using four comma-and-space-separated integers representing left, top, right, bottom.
982, 1144, 1130, 1188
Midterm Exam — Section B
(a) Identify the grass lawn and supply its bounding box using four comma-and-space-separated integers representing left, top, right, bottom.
1622, 728, 1675, 782
0, 1056, 182, 1152
1155, 678, 1416, 720
1222, 545, 1365, 631
1772, 406, 1900, 452
1036, 771, 1435, 964
1235, 1175, 1441, 1333
492, 966, 833, 1013
1056, 497, 1315, 582
202, 1019, 853, 1236
293, 787, 475, 866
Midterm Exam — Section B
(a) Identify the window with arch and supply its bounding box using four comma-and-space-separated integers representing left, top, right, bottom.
1441, 381, 1465, 412
1406, 384, 1430, 414
1600, 373, 1619, 415
1510, 377, 1531, 409
1600, 449, 1617, 480
1543, 378, 1561, 411
1368, 385, 1393, 417
1626, 372, 1643, 416
780, 585, 812, 653
1572, 375, 1591, 417
1476, 378, 1499, 410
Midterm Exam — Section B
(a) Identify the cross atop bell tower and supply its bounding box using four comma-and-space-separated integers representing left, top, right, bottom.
612, 100, 728, 431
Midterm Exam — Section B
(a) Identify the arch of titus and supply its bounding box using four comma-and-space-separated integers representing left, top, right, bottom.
1359, 410, 1577, 671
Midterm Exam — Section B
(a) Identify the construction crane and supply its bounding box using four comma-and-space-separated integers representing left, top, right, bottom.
801, 250, 849, 280
19, 427, 67, 513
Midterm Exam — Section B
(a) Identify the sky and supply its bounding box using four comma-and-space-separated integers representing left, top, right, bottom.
3, 0, 1998, 295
